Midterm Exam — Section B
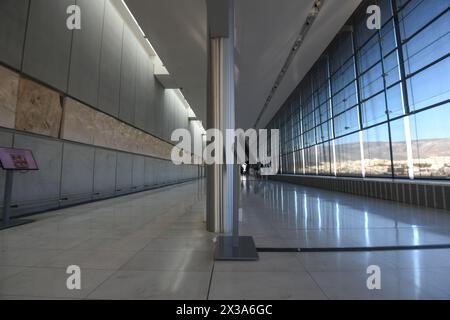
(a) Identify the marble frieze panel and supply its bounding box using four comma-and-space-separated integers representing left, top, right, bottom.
93, 110, 117, 150
17, 80, 178, 161
15, 77, 62, 137
0, 66, 19, 129
61, 97, 96, 145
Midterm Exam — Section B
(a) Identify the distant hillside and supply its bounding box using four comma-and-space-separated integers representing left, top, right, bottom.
334, 138, 450, 161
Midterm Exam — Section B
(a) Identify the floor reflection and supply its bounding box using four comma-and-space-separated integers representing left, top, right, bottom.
240, 177, 450, 248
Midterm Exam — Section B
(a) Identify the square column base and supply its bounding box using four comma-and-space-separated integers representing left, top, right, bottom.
214, 236, 259, 261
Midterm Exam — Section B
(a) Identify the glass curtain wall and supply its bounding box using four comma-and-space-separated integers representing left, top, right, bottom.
267, 0, 450, 180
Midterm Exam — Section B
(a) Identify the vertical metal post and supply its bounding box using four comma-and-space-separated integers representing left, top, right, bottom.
2, 171, 13, 225
223, 0, 236, 236
207, 0, 257, 260
206, 0, 234, 234
206, 37, 224, 233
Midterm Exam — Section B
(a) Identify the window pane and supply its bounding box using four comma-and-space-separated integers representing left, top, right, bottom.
379, 0, 394, 25
361, 92, 388, 127
390, 117, 412, 178
383, 50, 400, 86
301, 76, 313, 102
358, 36, 381, 73
287, 152, 295, 174
360, 63, 384, 100
331, 57, 356, 94
411, 103, 450, 178
312, 58, 329, 89
363, 123, 392, 176
380, 20, 397, 56
294, 150, 304, 174
403, 11, 450, 75
332, 82, 358, 115
294, 135, 302, 151
398, 0, 448, 40
386, 84, 405, 117
316, 101, 330, 124
316, 121, 331, 143
317, 142, 332, 175
406, 57, 450, 111
317, 83, 330, 105
304, 112, 315, 131
303, 97, 314, 115
334, 107, 360, 137
335, 133, 362, 176
330, 31, 354, 74
304, 129, 316, 148
304, 146, 317, 175
280, 156, 287, 174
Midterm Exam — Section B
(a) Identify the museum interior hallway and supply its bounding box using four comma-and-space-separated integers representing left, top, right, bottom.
1, 178, 450, 300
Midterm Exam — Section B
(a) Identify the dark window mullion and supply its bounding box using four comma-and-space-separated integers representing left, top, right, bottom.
350, 25, 363, 131
376, 17, 397, 179
392, 0, 412, 115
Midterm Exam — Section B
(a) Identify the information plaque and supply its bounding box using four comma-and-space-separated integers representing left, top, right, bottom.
0, 148, 38, 171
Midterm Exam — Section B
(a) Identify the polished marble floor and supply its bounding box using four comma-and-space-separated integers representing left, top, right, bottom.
0, 178, 450, 300
240, 177, 450, 249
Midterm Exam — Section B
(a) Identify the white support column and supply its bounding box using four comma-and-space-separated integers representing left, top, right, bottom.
206, 0, 258, 261
206, 0, 235, 234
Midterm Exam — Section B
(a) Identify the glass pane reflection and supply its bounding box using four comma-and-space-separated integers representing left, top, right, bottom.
411, 103, 450, 178
363, 124, 392, 177
268, 0, 450, 180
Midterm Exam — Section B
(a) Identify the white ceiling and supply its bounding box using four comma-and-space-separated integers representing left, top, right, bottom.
124, 0, 208, 124
248, 0, 362, 128
124, 0, 361, 129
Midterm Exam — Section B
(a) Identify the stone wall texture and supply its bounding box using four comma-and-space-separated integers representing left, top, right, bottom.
1, 65, 177, 161
15, 76, 62, 137
0, 65, 19, 129
61, 96, 175, 159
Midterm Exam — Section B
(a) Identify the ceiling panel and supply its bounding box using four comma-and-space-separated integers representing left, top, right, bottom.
124, 0, 208, 124
124, 0, 362, 129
